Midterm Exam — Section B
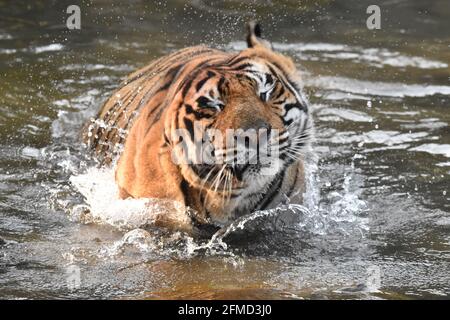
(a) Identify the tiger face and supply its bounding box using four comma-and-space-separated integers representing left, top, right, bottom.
166, 26, 312, 224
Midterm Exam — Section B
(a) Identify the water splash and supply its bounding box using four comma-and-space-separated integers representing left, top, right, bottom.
67, 146, 369, 260
69, 167, 191, 231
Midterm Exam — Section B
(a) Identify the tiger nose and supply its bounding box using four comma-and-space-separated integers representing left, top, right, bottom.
240, 119, 272, 154
243, 119, 272, 136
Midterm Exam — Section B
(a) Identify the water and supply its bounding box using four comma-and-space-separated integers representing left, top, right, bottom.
0, 0, 449, 299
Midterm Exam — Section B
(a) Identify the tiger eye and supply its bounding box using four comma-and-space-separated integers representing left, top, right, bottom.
196, 96, 211, 108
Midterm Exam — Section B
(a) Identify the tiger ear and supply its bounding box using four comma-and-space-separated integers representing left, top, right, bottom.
246, 21, 272, 50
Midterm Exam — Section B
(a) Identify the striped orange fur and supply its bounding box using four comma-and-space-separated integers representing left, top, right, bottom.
84, 22, 312, 235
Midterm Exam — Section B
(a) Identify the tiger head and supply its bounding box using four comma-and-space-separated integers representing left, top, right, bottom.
165, 22, 312, 224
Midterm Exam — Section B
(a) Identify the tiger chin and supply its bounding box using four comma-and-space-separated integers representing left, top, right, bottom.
84, 22, 313, 237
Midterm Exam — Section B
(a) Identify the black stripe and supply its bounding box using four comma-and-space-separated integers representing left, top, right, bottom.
270, 62, 287, 77
185, 103, 201, 119
273, 86, 285, 100
156, 64, 184, 93
179, 178, 190, 205
258, 172, 284, 210
286, 79, 308, 112
217, 76, 225, 96
126, 48, 216, 86
183, 117, 195, 140
195, 71, 215, 91
248, 70, 263, 82
157, 80, 173, 93
273, 98, 286, 106
278, 77, 308, 113
226, 55, 248, 67
149, 98, 177, 128
195, 78, 210, 92
284, 103, 304, 113
182, 78, 194, 98
146, 98, 165, 120
185, 103, 213, 120
149, 106, 165, 127
180, 59, 215, 98
163, 132, 170, 145
278, 135, 289, 145
166, 64, 184, 79
232, 63, 252, 71
267, 64, 279, 76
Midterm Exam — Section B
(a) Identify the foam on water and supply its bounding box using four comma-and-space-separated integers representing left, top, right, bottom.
69, 167, 190, 231
306, 76, 450, 98
32, 43, 65, 54
410, 144, 450, 158
180, 153, 369, 258
227, 41, 448, 69
329, 130, 429, 146
0, 32, 13, 40
0, 48, 16, 55
317, 106, 373, 123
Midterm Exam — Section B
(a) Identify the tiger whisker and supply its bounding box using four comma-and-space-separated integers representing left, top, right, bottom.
221, 169, 231, 204
284, 152, 299, 161
220, 170, 227, 204
284, 150, 304, 161
227, 170, 233, 202
202, 165, 224, 208
213, 164, 227, 194
287, 146, 306, 154
199, 165, 217, 191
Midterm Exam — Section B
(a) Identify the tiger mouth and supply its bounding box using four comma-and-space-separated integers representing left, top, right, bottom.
191, 158, 280, 192
185, 126, 309, 195
231, 162, 275, 179
192, 163, 247, 184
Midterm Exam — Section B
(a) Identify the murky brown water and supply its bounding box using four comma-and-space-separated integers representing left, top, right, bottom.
0, 0, 449, 299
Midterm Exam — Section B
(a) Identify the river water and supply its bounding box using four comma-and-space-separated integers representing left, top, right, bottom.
0, 0, 449, 299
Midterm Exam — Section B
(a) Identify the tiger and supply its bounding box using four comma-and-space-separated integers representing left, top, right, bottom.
84, 22, 313, 236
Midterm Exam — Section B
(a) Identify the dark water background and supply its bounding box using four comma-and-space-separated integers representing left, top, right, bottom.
0, 0, 449, 299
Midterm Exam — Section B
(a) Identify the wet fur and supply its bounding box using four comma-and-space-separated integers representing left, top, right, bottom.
84, 23, 312, 234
